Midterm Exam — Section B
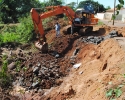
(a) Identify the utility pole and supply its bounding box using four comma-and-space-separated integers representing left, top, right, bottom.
77, 0, 78, 5
113, 0, 116, 25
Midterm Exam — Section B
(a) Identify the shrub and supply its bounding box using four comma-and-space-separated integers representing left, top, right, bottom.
0, 15, 34, 44
16, 15, 34, 43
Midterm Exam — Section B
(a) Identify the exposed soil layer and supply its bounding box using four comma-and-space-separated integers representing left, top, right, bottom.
0, 22, 125, 100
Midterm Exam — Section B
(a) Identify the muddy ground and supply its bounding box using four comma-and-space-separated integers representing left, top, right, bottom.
0, 20, 125, 100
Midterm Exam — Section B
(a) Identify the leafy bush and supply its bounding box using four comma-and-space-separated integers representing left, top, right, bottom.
0, 14, 67, 45
1, 32, 20, 43
0, 15, 34, 44
0, 25, 20, 45
106, 84, 123, 100
17, 15, 34, 43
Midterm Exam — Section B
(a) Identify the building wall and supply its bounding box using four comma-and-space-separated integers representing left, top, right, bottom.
119, 9, 125, 14
96, 9, 125, 22
96, 13, 104, 19
115, 14, 122, 21
104, 13, 112, 20
122, 14, 125, 22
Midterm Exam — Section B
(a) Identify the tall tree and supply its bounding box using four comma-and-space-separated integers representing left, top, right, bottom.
105, 6, 111, 10
44, 0, 63, 6
112, 0, 124, 25
0, 0, 42, 23
66, 2, 77, 10
77, 0, 106, 13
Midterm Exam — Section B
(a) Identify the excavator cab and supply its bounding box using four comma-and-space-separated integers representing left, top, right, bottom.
70, 4, 98, 35
75, 3, 95, 25
75, 10, 91, 24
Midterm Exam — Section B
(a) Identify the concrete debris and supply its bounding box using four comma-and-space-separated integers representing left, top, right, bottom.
8, 62, 16, 70
82, 30, 119, 45
79, 71, 83, 74
73, 48, 80, 56
73, 63, 82, 69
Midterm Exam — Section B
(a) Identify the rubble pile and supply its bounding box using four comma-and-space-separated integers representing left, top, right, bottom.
0, 35, 78, 92
82, 30, 120, 44
12, 53, 65, 90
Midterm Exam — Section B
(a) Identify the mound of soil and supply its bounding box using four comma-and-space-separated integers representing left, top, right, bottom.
40, 39, 125, 100
1, 21, 125, 100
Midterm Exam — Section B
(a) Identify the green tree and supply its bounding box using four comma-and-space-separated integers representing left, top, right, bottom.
66, 2, 77, 10
112, 0, 124, 25
105, 6, 111, 10
116, 0, 124, 14
43, 0, 63, 6
77, 0, 106, 13
0, 0, 42, 23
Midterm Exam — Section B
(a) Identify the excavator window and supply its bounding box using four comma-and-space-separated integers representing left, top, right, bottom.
75, 10, 92, 24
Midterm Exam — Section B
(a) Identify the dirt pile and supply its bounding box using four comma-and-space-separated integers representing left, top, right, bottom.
32, 25, 125, 100
1, 24, 125, 100
41, 38, 125, 100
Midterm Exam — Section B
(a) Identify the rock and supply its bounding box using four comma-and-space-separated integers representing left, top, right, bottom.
18, 77, 24, 86
73, 48, 80, 56
33, 66, 39, 74
16, 48, 23, 56
37, 62, 41, 67
39, 69, 45, 75
109, 30, 118, 35
88, 36, 94, 39
55, 54, 60, 58
32, 81, 40, 88
73, 63, 82, 69
103, 35, 108, 40
55, 79, 63, 85
8, 62, 16, 70
79, 71, 83, 74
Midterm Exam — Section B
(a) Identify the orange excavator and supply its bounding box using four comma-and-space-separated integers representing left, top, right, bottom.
30, 5, 98, 52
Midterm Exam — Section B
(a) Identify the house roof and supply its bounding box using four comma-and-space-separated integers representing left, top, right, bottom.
106, 8, 117, 12
106, 7, 125, 12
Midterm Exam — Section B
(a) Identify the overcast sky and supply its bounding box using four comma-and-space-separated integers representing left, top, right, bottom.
39, 0, 125, 8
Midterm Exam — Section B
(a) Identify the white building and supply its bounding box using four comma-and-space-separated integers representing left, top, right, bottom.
96, 8, 125, 22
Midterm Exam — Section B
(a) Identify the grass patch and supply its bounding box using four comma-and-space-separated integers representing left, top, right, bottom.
97, 20, 104, 25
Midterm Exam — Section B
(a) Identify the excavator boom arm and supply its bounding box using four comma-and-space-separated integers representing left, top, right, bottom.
40, 6, 76, 20
30, 6, 76, 38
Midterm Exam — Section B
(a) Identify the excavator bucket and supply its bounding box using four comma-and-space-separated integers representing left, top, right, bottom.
35, 42, 48, 53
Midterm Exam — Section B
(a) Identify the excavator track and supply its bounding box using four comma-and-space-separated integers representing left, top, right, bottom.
78, 26, 93, 36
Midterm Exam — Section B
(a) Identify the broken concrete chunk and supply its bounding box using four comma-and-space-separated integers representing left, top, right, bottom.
55, 54, 60, 58
33, 67, 39, 74
73, 48, 80, 56
79, 71, 83, 74
73, 63, 82, 69
32, 81, 40, 88
8, 62, 16, 70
